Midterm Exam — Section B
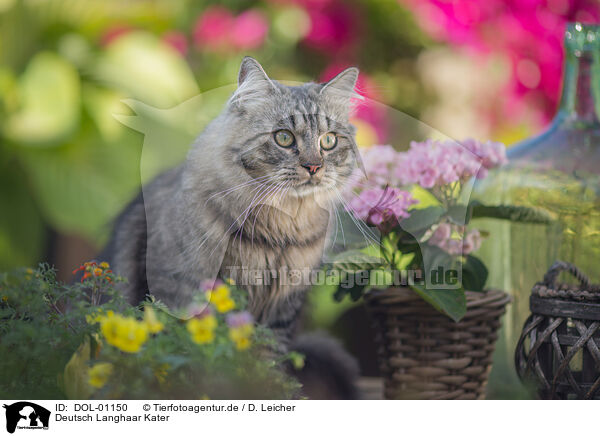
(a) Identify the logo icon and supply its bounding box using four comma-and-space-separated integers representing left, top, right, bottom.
3, 402, 50, 434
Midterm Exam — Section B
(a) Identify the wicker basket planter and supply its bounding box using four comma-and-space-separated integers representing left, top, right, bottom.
515, 261, 600, 399
365, 287, 511, 399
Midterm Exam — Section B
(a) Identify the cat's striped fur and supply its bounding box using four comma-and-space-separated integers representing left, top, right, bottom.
102, 58, 361, 396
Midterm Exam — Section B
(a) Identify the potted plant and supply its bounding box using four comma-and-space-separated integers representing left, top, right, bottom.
329, 138, 551, 399
0, 264, 299, 400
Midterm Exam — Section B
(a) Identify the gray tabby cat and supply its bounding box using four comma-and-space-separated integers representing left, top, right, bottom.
102, 58, 361, 396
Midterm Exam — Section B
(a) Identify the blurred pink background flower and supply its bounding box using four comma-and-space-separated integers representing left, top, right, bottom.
231, 11, 269, 50
399, 0, 600, 124
193, 6, 268, 52
162, 31, 188, 55
303, 0, 358, 53
100, 25, 133, 46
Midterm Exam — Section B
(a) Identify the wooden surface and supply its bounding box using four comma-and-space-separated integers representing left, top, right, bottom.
357, 377, 384, 400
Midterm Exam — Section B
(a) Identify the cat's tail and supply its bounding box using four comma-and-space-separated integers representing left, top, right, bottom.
290, 332, 360, 400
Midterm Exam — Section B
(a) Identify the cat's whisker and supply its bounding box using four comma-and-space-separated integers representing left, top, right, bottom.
205, 181, 273, 257
241, 180, 287, 251
333, 188, 381, 249
203, 174, 273, 207
249, 181, 290, 247
234, 179, 286, 251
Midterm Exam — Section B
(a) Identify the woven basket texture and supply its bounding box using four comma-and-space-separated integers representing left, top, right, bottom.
366, 287, 510, 400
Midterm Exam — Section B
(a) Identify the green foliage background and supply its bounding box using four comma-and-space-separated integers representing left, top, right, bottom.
0, 0, 432, 269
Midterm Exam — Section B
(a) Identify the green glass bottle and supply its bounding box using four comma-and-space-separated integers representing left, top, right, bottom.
474, 23, 600, 398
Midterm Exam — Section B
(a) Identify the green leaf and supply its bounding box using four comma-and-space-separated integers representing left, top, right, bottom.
94, 32, 198, 109
18, 124, 142, 240
329, 249, 386, 274
470, 201, 553, 224
0, 164, 45, 269
447, 204, 471, 225
4, 52, 80, 145
461, 255, 488, 292
400, 206, 445, 233
410, 283, 467, 322
409, 185, 441, 208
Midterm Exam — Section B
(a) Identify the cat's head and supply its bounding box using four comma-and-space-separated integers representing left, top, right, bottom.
225, 57, 360, 199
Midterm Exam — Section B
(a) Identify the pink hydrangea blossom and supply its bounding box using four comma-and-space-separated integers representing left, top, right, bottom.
348, 187, 417, 232
393, 138, 507, 188
428, 222, 452, 246
356, 144, 399, 187
427, 223, 483, 255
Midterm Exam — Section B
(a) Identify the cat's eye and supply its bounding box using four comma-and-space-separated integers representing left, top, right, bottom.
320, 132, 337, 150
274, 130, 295, 147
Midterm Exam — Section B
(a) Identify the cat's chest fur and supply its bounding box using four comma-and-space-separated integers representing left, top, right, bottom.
219, 197, 330, 323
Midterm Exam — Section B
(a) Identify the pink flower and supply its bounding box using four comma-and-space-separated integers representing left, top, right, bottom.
399, 0, 600, 124
429, 222, 452, 245
162, 31, 188, 55
444, 239, 463, 256
193, 7, 268, 52
200, 279, 223, 292
427, 223, 483, 255
100, 25, 133, 46
187, 304, 214, 319
304, 2, 357, 53
463, 229, 482, 254
393, 138, 507, 189
419, 167, 438, 189
348, 187, 417, 232
226, 311, 254, 328
231, 11, 268, 50
193, 6, 234, 50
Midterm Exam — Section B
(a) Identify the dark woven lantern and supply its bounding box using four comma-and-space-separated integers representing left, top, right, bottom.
515, 261, 600, 399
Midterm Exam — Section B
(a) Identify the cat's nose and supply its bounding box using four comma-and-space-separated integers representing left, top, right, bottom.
301, 163, 322, 176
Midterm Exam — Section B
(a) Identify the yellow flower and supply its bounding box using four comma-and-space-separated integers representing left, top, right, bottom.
186, 315, 217, 345
86, 309, 113, 325
225, 278, 235, 286
100, 313, 148, 353
88, 362, 113, 388
144, 307, 164, 334
100, 262, 110, 269
207, 285, 235, 313
229, 324, 254, 350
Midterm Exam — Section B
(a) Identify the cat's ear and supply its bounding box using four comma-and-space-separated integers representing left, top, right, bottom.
238, 57, 272, 87
320, 67, 359, 99
319, 67, 360, 119
230, 57, 278, 109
